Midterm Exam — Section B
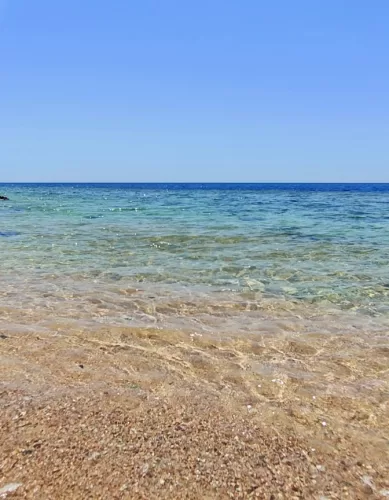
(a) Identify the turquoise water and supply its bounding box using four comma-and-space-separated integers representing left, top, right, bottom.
1, 183, 389, 334
3, 183, 389, 435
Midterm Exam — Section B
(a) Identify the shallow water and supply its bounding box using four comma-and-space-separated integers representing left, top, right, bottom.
1, 184, 389, 350
1, 183, 389, 479
1, 183, 389, 321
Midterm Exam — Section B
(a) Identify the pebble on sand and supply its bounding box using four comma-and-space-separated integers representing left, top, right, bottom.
0, 483, 23, 497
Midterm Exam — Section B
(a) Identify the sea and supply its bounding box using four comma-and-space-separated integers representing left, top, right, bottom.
1, 183, 389, 401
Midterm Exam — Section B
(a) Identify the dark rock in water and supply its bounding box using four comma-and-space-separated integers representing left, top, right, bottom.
0, 231, 20, 237
0, 195, 9, 200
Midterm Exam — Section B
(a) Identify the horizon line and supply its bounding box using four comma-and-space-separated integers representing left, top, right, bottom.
1, 181, 389, 185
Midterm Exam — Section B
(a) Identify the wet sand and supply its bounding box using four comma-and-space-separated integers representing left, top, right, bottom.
0, 324, 388, 499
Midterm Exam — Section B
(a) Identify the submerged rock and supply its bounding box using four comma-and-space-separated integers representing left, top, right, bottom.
0, 232, 19, 237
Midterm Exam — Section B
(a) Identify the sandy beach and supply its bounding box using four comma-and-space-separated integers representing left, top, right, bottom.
1, 322, 388, 499
2, 0, 389, 492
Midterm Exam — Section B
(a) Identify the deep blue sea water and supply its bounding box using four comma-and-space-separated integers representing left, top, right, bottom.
1, 183, 389, 335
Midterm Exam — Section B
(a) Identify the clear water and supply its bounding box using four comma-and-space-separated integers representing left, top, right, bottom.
2, 183, 389, 452
1, 183, 389, 334
1, 184, 389, 486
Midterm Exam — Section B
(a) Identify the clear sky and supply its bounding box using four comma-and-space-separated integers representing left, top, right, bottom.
1, 1, 388, 182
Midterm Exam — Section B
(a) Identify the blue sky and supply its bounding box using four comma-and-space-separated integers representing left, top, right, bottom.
1, 0, 388, 182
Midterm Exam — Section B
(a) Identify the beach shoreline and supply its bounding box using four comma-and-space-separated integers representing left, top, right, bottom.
1, 323, 388, 499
